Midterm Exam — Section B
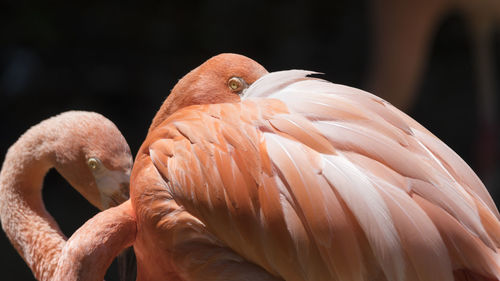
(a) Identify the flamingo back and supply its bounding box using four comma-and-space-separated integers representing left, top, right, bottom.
146, 70, 500, 281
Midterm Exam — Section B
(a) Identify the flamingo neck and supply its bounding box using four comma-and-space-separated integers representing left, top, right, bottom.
0, 127, 66, 281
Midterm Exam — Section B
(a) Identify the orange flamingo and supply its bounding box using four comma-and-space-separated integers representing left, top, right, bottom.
56, 54, 500, 281
0, 111, 133, 280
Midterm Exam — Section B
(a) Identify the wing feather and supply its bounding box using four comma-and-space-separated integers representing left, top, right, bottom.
264, 133, 366, 281
259, 72, 497, 251
415, 195, 500, 280
372, 179, 454, 281
321, 153, 405, 281
413, 128, 500, 219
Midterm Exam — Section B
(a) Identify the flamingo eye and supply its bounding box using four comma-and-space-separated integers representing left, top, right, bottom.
227, 77, 247, 93
87, 157, 102, 171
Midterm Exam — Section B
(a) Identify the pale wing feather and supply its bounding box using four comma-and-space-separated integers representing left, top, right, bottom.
260, 79, 412, 134
241, 70, 317, 99
268, 71, 500, 276
254, 72, 497, 246
264, 133, 366, 281
415, 195, 500, 280
250, 73, 495, 219
412, 127, 500, 220
320, 152, 405, 281
382, 100, 495, 207
371, 179, 454, 281
314, 120, 496, 250
342, 152, 466, 281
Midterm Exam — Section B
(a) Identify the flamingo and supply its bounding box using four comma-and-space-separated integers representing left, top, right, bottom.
56, 54, 500, 281
0, 111, 133, 281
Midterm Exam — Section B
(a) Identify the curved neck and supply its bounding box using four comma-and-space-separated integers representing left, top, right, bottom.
0, 130, 65, 281
53, 200, 136, 281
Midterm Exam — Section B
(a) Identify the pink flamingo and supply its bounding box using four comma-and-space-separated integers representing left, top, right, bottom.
0, 111, 133, 280
56, 54, 500, 281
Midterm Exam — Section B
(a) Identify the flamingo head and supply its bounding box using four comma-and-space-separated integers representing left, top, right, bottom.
149, 53, 268, 131
52, 111, 132, 210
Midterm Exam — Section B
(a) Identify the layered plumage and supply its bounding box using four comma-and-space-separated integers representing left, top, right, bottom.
139, 68, 500, 280
56, 54, 500, 281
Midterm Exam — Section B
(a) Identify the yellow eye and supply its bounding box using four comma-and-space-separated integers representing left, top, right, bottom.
87, 157, 101, 171
227, 77, 246, 92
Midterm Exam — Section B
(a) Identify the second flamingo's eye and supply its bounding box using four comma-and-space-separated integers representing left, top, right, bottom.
228, 77, 246, 93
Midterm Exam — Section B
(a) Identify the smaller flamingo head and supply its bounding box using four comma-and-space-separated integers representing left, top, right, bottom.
150, 53, 268, 131
52, 112, 133, 210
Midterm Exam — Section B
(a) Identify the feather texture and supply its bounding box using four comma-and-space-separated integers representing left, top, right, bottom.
143, 70, 500, 280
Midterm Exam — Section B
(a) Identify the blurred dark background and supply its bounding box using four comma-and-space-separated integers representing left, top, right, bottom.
0, 0, 499, 280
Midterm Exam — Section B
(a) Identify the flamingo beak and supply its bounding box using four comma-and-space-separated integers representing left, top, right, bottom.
94, 169, 131, 210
